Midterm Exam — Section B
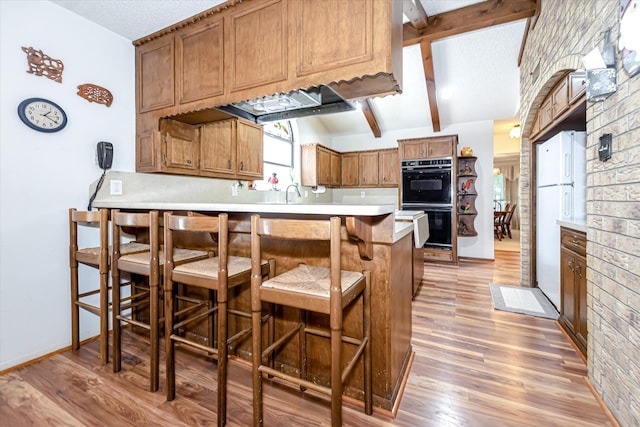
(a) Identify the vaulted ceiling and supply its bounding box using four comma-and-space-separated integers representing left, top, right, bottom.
50, 0, 538, 140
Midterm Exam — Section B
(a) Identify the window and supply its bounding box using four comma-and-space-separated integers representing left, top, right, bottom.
493, 173, 505, 210
258, 120, 294, 191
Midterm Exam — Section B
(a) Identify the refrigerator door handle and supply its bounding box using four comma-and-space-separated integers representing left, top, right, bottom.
562, 188, 572, 218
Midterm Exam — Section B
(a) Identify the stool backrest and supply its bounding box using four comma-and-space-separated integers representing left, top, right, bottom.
251, 215, 342, 295
69, 208, 109, 272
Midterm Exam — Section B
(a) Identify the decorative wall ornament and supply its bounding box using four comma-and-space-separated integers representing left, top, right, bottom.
21, 46, 64, 83
77, 83, 114, 107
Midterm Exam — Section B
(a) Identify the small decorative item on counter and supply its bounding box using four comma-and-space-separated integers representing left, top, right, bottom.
460, 146, 473, 157
247, 181, 256, 190
268, 172, 279, 190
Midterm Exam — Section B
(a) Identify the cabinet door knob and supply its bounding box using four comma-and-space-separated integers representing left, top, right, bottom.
240, 161, 244, 170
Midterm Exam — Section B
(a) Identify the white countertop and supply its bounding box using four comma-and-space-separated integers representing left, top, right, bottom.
557, 219, 587, 232
93, 201, 396, 216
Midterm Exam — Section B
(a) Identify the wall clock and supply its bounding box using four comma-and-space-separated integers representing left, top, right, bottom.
17, 97, 67, 132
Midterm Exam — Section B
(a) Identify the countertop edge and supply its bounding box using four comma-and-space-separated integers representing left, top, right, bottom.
557, 219, 587, 232
92, 201, 396, 216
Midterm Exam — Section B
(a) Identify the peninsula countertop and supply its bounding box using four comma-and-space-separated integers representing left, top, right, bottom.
92, 201, 396, 216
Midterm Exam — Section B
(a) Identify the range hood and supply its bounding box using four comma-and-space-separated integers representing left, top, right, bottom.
216, 85, 356, 124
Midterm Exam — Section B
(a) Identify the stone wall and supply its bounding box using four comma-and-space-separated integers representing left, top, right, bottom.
519, 1, 640, 425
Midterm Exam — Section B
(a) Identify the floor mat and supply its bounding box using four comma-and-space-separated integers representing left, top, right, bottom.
489, 283, 559, 319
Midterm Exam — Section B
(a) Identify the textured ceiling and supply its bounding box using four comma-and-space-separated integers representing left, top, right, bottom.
49, 0, 524, 139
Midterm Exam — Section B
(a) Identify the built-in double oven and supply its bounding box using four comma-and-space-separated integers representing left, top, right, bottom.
401, 158, 454, 250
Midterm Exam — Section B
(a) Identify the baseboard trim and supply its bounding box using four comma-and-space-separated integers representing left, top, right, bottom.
584, 376, 621, 427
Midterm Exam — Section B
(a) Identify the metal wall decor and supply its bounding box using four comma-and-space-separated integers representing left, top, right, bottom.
77, 83, 114, 107
21, 46, 64, 83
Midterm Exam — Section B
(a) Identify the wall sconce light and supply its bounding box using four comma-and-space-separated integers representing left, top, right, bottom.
493, 167, 501, 176
509, 125, 521, 139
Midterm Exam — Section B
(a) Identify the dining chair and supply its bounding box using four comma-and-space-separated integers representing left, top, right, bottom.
250, 214, 372, 427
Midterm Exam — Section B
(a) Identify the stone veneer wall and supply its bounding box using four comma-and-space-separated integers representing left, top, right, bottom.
519, 1, 639, 425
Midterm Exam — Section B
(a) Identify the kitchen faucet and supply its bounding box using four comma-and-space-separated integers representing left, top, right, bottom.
285, 184, 301, 204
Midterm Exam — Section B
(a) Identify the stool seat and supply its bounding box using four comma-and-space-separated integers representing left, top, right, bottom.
78, 242, 149, 260
173, 255, 267, 281
262, 264, 363, 297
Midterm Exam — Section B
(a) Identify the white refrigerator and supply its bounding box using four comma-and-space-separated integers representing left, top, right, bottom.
536, 131, 586, 309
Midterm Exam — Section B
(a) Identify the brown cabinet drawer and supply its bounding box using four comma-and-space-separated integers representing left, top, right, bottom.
561, 227, 586, 256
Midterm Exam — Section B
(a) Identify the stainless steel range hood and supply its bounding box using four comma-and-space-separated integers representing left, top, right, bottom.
216, 85, 355, 124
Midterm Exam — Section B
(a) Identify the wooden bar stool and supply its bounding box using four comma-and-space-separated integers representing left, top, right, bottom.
69, 208, 149, 364
250, 215, 372, 427
111, 209, 209, 391
163, 212, 271, 426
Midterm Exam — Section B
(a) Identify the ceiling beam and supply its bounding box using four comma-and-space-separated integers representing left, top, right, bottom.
403, 0, 429, 31
420, 41, 440, 132
403, 0, 538, 46
361, 99, 382, 138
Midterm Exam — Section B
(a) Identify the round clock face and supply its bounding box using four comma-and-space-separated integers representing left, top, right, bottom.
17, 98, 68, 132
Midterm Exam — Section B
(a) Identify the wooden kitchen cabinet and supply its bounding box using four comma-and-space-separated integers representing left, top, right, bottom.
551, 77, 569, 118
301, 143, 341, 187
339, 149, 398, 188
559, 227, 587, 357
175, 16, 225, 105
136, 36, 175, 113
160, 118, 200, 174
568, 71, 587, 104
236, 119, 264, 179
134, 0, 403, 178
156, 117, 263, 179
379, 148, 399, 186
341, 152, 359, 187
227, 0, 287, 93
358, 151, 379, 186
531, 71, 586, 140
398, 136, 455, 160
200, 120, 235, 176
200, 119, 263, 179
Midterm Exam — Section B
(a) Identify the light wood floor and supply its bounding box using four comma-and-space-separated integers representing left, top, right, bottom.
0, 251, 613, 426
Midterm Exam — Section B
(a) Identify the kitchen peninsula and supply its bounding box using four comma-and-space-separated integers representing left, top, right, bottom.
92, 173, 414, 411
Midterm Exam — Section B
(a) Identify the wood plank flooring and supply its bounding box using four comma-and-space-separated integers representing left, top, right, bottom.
0, 250, 613, 426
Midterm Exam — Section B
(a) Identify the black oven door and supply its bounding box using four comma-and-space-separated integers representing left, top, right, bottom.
422, 208, 452, 249
401, 168, 452, 205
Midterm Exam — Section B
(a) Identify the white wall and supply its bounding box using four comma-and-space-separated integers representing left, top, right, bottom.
0, 1, 136, 370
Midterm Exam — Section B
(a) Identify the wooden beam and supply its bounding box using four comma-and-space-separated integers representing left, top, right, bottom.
403, 0, 428, 31
360, 99, 382, 138
403, 0, 538, 46
420, 41, 440, 132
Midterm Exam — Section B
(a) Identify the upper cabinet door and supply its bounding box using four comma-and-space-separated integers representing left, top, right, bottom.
228, 0, 287, 92
200, 119, 235, 176
294, 0, 372, 77
160, 119, 199, 173
137, 36, 175, 113
176, 17, 225, 105
236, 120, 264, 179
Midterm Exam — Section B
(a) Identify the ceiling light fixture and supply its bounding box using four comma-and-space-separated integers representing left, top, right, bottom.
509, 124, 521, 139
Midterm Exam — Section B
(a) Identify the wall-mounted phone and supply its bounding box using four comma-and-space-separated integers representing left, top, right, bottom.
97, 141, 113, 169
88, 141, 113, 210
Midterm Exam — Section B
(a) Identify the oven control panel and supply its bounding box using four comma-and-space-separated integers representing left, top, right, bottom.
402, 158, 452, 169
